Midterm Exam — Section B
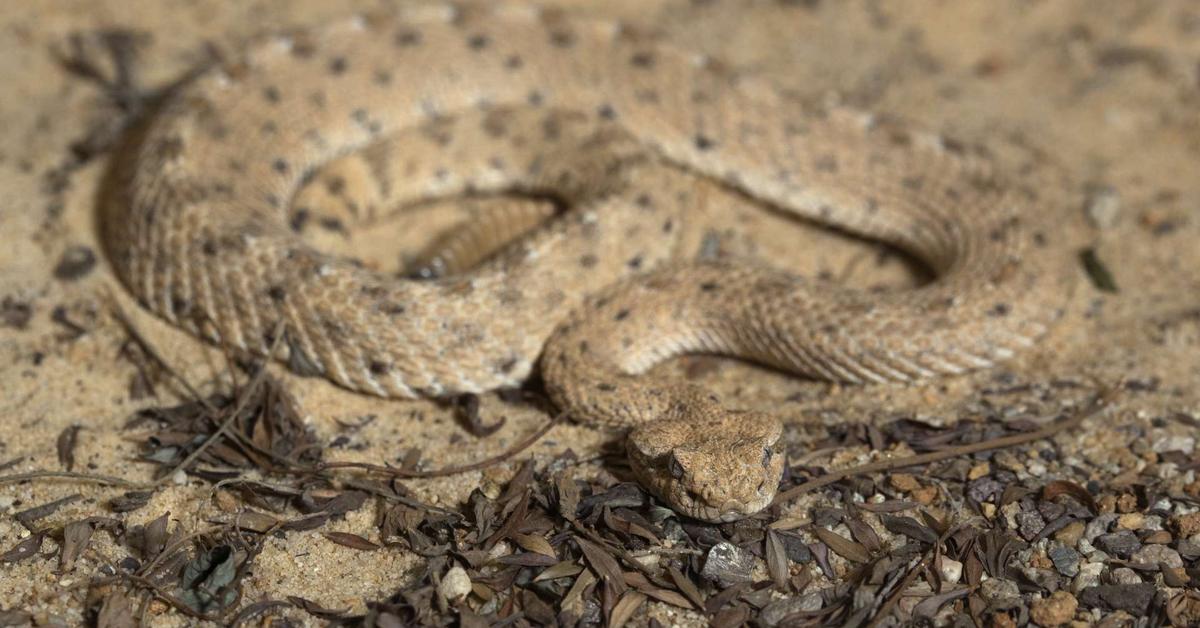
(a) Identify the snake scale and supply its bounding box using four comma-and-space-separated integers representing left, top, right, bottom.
104, 3, 1075, 522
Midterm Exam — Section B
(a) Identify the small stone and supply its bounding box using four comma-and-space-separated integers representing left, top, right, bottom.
1077, 583, 1156, 615
1171, 512, 1200, 537
1151, 435, 1195, 454
911, 486, 938, 505
1094, 531, 1140, 558
1084, 514, 1117, 542
1027, 461, 1047, 477
702, 542, 756, 588
1115, 513, 1144, 530
1083, 185, 1120, 229
1020, 566, 1060, 591
994, 451, 1025, 474
53, 245, 97, 281
1031, 590, 1078, 627
1141, 529, 1171, 544
1054, 521, 1086, 546
968, 477, 1004, 504
758, 594, 823, 627
982, 502, 997, 518
439, 565, 472, 602
1071, 561, 1104, 594
980, 578, 1021, 610
1017, 511, 1047, 541
1177, 537, 1200, 561
890, 473, 920, 491
1130, 544, 1183, 569
991, 612, 1017, 628
937, 556, 963, 584
1115, 493, 1138, 513
1108, 567, 1141, 585
968, 462, 991, 481
1049, 543, 1082, 577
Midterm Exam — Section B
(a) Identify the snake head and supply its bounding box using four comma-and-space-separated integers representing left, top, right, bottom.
627, 411, 785, 523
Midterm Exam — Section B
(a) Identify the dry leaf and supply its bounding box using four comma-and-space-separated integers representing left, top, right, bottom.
609, 590, 646, 628
323, 531, 380, 551
514, 532, 556, 558
813, 527, 872, 563
765, 529, 790, 589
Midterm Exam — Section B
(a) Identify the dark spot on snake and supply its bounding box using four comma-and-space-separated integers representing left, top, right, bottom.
272, 158, 288, 174
819, 323, 837, 335
527, 90, 544, 106
627, 255, 643, 269
260, 121, 278, 136
170, 294, 190, 315
814, 154, 838, 172
579, 254, 598, 268
351, 108, 369, 124
201, 240, 218, 255
597, 103, 616, 120
694, 134, 715, 151
381, 302, 406, 315
289, 209, 310, 232
369, 361, 390, 375
945, 186, 962, 201
467, 33, 489, 50
325, 176, 345, 195
902, 176, 924, 190
1032, 232, 1047, 247
630, 51, 655, 68
818, 205, 834, 219
373, 69, 392, 85
328, 56, 347, 74
700, 282, 719, 292
578, 340, 590, 354
550, 29, 575, 47
309, 91, 327, 109
482, 113, 508, 137
319, 216, 345, 233
267, 286, 286, 301
635, 193, 654, 209
662, 219, 674, 233
262, 86, 281, 103
988, 303, 1011, 317
596, 383, 615, 392
395, 29, 421, 47
505, 55, 523, 69
434, 167, 449, 180
614, 309, 630, 321
265, 194, 281, 208
865, 198, 880, 213
54, 246, 96, 281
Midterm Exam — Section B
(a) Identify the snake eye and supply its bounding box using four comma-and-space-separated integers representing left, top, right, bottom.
761, 447, 772, 467
669, 454, 686, 479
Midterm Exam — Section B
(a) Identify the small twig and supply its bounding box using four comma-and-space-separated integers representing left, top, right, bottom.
316, 411, 564, 479
0, 470, 152, 489
773, 385, 1119, 508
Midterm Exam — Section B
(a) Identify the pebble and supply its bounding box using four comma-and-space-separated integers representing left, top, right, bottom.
1078, 582, 1156, 615
1083, 185, 1120, 229
1115, 513, 1144, 530
1108, 567, 1142, 585
1017, 511, 1047, 541
1093, 531, 1140, 558
1019, 566, 1060, 591
967, 462, 990, 481
1030, 590, 1078, 627
1176, 537, 1200, 561
1053, 521, 1086, 546
1130, 544, 1183, 569
1084, 514, 1117, 542
937, 556, 963, 584
1048, 543, 1081, 577
758, 594, 823, 627
1071, 562, 1104, 593
439, 565, 472, 602
980, 578, 1021, 610
1171, 512, 1200, 537
701, 542, 756, 588
889, 473, 920, 491
1151, 435, 1195, 454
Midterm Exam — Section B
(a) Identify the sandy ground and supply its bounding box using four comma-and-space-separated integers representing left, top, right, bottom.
0, 0, 1198, 625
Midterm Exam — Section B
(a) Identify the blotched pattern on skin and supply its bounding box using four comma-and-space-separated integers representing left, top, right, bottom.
105, 4, 1075, 521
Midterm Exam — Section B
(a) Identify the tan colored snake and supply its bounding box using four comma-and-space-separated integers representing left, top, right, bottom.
104, 4, 1075, 521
